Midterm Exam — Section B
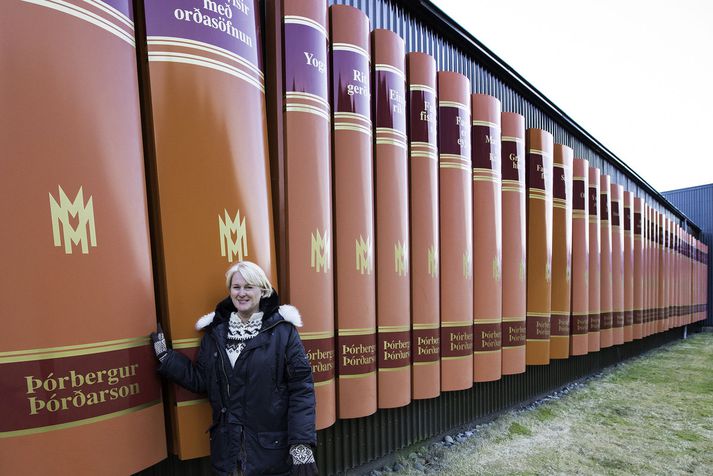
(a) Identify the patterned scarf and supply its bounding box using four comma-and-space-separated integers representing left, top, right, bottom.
226, 312, 263, 367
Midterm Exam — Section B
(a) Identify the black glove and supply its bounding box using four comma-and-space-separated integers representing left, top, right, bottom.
150, 323, 168, 362
290, 444, 318, 475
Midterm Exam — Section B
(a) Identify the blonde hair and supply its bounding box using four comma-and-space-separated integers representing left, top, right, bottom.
225, 261, 274, 298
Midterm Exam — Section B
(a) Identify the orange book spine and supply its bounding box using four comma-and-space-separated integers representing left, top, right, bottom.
472, 94, 503, 381
550, 145, 573, 359
633, 198, 644, 339
525, 129, 554, 365
1, 2, 166, 471
599, 174, 613, 348
623, 192, 634, 342
408, 52, 440, 400
588, 168, 601, 351
611, 184, 624, 345
330, 5, 376, 419
658, 217, 666, 333
438, 72, 474, 391
570, 159, 589, 356
501, 113, 527, 373
280, 0, 335, 429
373, 29, 411, 409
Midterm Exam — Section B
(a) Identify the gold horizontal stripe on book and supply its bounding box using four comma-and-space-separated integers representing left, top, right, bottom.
286, 91, 330, 109
332, 42, 369, 59
439, 100, 467, 111
473, 318, 501, 324
0, 337, 149, 364
440, 163, 470, 171
502, 344, 526, 348
473, 176, 499, 183
413, 361, 439, 367
472, 120, 500, 129
285, 104, 331, 121
25, 0, 135, 46
526, 338, 551, 342
501, 317, 526, 322
502, 135, 523, 143
378, 365, 410, 372
375, 63, 405, 79
411, 151, 437, 160
573, 211, 587, 217
527, 312, 550, 317
148, 53, 265, 93
553, 197, 568, 205
553, 203, 569, 210
148, 36, 263, 79
335, 123, 372, 136
571, 312, 588, 316
376, 127, 407, 139
473, 167, 499, 175
588, 217, 599, 222
550, 335, 569, 340
410, 84, 436, 95
173, 337, 201, 350
338, 327, 376, 336
528, 194, 549, 201
334, 111, 371, 125
314, 378, 335, 388
502, 179, 524, 185
573, 176, 587, 181
339, 371, 376, 379
176, 398, 208, 408
473, 350, 501, 355
378, 325, 410, 332
502, 187, 525, 194
376, 138, 407, 149
0, 400, 161, 439
440, 153, 470, 163
284, 15, 327, 37
84, 0, 132, 27
553, 163, 571, 169
412, 323, 439, 330
441, 320, 472, 327
528, 148, 552, 157
298, 330, 333, 340
441, 355, 471, 361
411, 141, 437, 151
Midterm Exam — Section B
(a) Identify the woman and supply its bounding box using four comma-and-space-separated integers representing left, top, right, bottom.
151, 261, 318, 475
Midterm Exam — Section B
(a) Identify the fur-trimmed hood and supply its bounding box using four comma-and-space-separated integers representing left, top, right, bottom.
195, 303, 302, 331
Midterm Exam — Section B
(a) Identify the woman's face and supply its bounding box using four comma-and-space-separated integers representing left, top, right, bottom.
230, 271, 262, 317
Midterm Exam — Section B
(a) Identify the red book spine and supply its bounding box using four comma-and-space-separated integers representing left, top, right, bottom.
525, 129, 553, 365
633, 198, 644, 339
570, 159, 589, 356
501, 113, 527, 374
408, 52, 440, 400
2, 1, 165, 471
472, 94, 503, 380
551, 145, 573, 359
623, 191, 634, 342
611, 183, 624, 345
588, 167, 601, 351
373, 29, 411, 409
330, 4, 376, 419
599, 174, 613, 348
280, 0, 335, 429
438, 72, 473, 391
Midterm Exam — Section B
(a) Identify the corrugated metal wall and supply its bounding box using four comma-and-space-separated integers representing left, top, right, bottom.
663, 184, 713, 325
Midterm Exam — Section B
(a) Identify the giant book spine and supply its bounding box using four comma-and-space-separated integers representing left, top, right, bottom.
438, 72, 473, 391
623, 191, 634, 342
145, 0, 278, 452
644, 205, 652, 337
408, 52, 440, 399
611, 183, 624, 345
0, 2, 165, 471
525, 129, 553, 365
653, 212, 660, 334
373, 29, 411, 409
330, 4, 376, 419
664, 218, 671, 330
272, 0, 335, 428
550, 144, 573, 359
472, 94, 503, 380
633, 198, 644, 339
501, 113, 527, 374
658, 217, 666, 332
587, 167, 601, 352
599, 174, 613, 348
570, 158, 589, 356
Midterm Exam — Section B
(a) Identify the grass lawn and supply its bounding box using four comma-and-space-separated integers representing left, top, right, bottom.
393, 332, 713, 475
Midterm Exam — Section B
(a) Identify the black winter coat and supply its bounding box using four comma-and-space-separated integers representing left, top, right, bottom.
158, 291, 316, 475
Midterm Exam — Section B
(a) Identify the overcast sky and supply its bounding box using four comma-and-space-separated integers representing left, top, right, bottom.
432, 0, 713, 192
